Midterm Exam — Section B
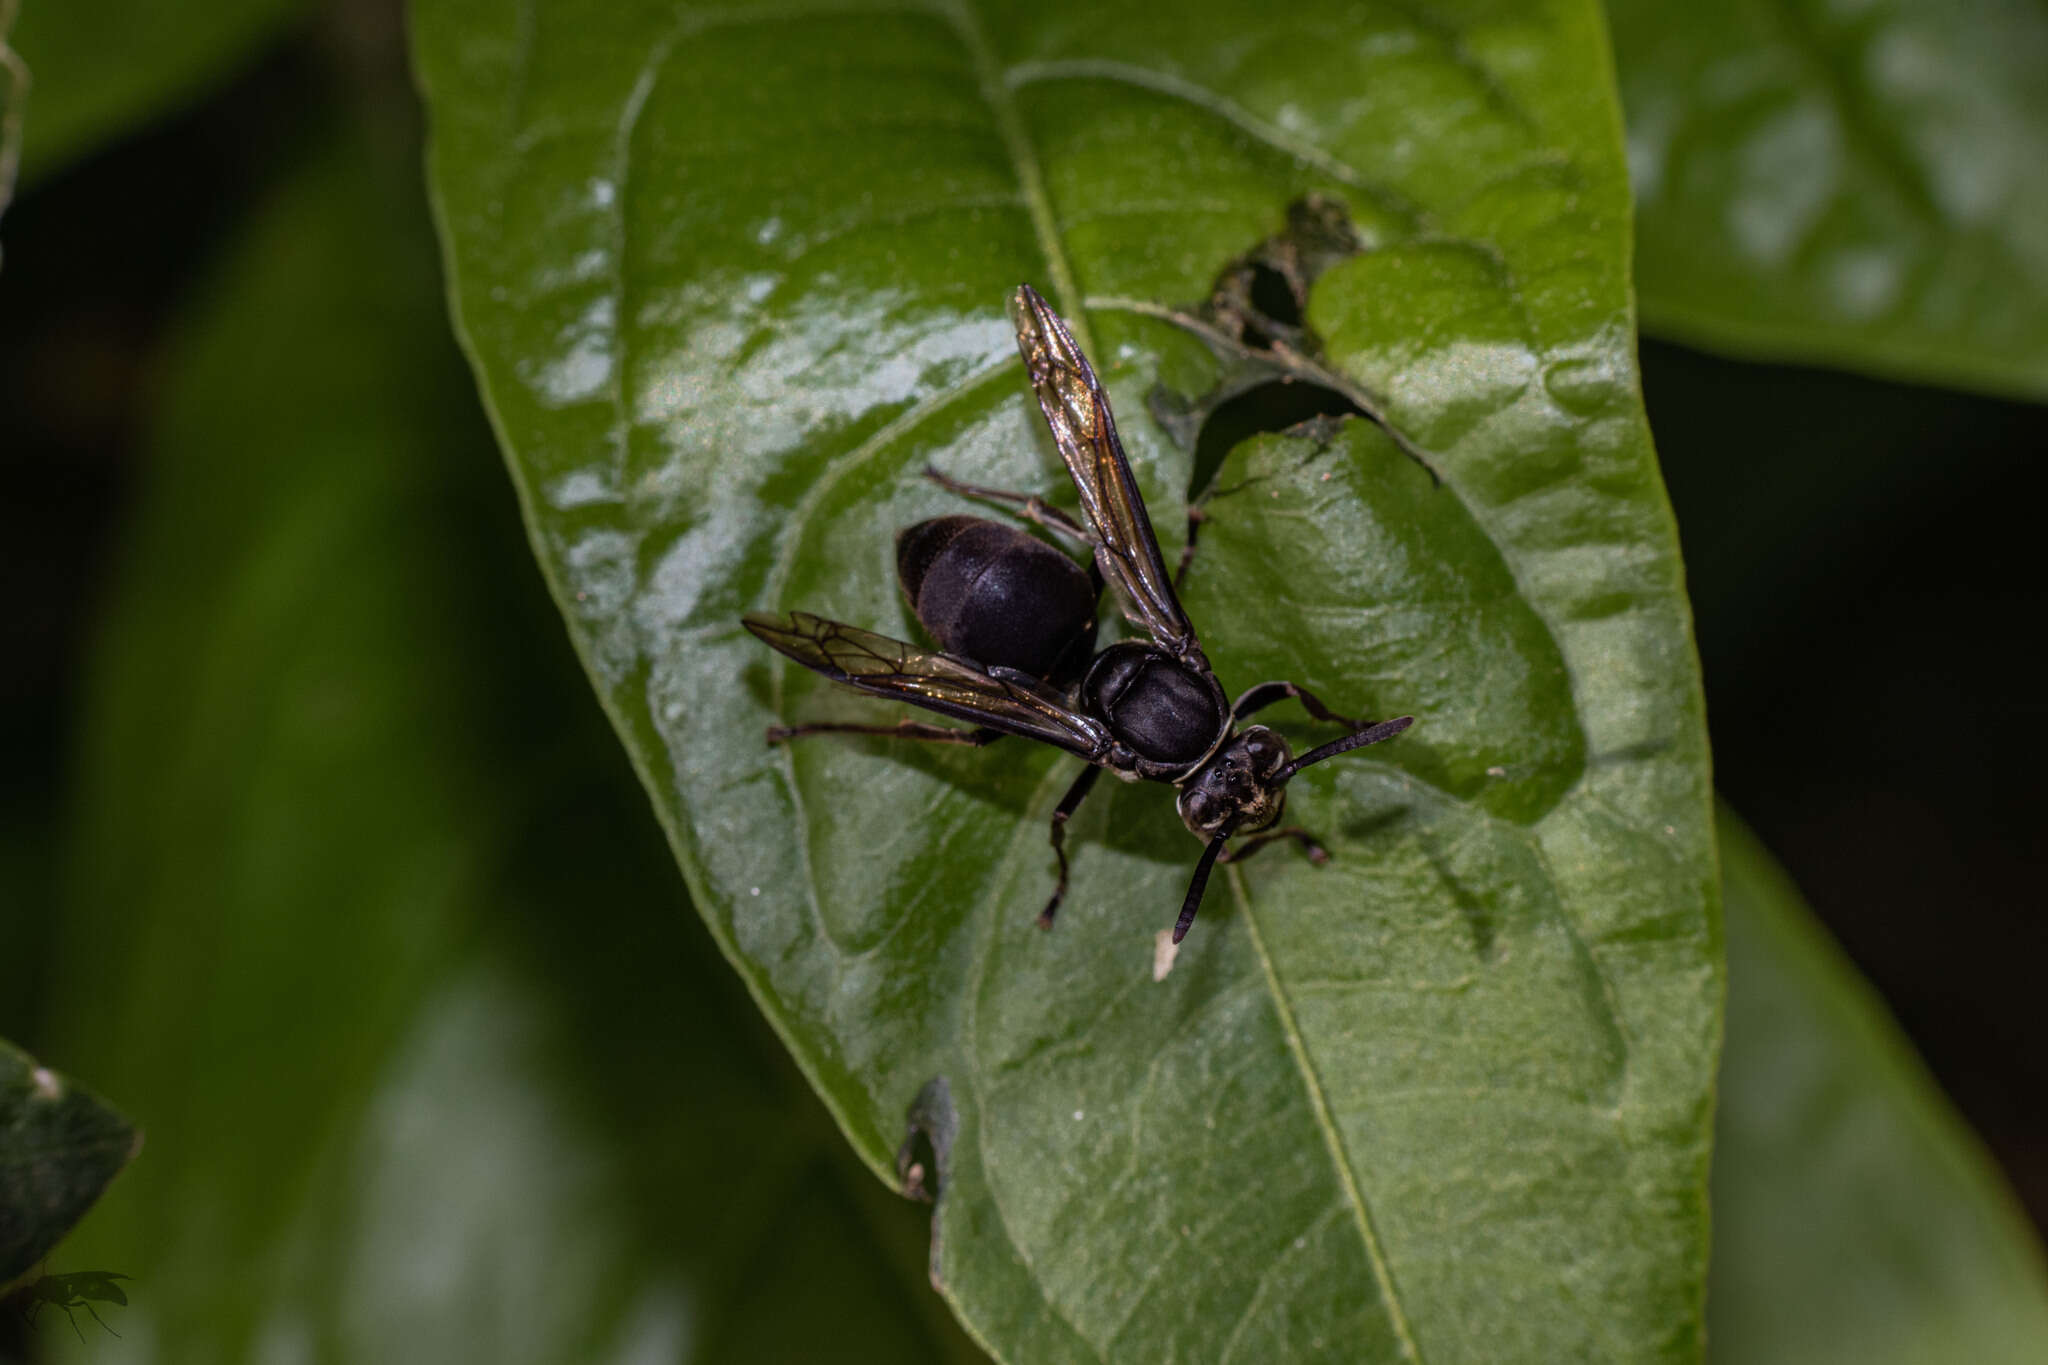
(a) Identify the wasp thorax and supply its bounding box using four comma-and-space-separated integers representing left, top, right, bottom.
1083, 642, 1223, 768
1177, 726, 1292, 838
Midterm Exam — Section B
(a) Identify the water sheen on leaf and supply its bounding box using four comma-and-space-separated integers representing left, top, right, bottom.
1609, 0, 2048, 398
414, 3, 1718, 1361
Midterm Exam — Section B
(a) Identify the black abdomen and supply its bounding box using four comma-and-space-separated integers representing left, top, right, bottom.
896, 515, 1097, 682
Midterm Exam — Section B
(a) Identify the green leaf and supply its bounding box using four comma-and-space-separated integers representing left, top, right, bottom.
1608, 0, 2048, 399
0, 1039, 136, 1288
416, 2, 1718, 1360
6, 0, 304, 185
1709, 808, 2048, 1363
36, 122, 975, 1362
1, 2, 21, 218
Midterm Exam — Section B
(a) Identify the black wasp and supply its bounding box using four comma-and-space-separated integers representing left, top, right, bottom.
746, 285, 1412, 943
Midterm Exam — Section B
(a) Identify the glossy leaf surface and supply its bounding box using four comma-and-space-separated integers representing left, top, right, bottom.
7, 0, 304, 184
0, 1040, 135, 1287
1610, 0, 2048, 398
36, 124, 973, 1363
1709, 809, 2048, 1362
415, 2, 1718, 1360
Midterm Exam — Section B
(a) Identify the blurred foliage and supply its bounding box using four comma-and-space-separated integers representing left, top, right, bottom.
1610, 0, 2048, 398
25, 116, 975, 1363
1709, 809, 2048, 1363
1, 3, 21, 216
6, 0, 304, 186
0, 0, 2042, 1362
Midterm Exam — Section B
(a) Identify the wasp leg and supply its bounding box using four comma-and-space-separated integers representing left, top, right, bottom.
766, 718, 1006, 746
1172, 505, 1209, 591
1219, 826, 1329, 866
1231, 679, 1362, 730
922, 466, 1094, 552
82, 1302, 118, 1339
1037, 764, 1103, 929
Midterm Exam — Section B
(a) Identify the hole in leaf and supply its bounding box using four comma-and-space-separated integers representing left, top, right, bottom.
1139, 191, 1428, 498
1246, 262, 1302, 328
895, 1075, 955, 1204
1190, 379, 1368, 498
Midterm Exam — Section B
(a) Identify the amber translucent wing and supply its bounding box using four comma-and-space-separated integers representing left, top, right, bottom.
1009, 284, 1198, 657
744, 611, 1112, 759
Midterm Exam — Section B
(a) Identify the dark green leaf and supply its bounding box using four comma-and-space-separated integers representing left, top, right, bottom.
1710, 808, 2048, 1360
36, 122, 975, 1362
1609, 0, 2048, 398
7, 0, 303, 185
415, 3, 1718, 1359
1, 2, 21, 217
0, 1039, 135, 1288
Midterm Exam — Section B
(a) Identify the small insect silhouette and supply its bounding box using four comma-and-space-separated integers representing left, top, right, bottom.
748, 284, 1412, 941
9, 1267, 131, 1340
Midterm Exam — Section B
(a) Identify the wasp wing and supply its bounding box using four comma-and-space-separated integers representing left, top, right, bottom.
744, 611, 1112, 760
1009, 284, 1199, 658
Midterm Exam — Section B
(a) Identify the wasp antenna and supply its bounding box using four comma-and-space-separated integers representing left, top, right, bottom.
1171, 831, 1233, 943
1274, 715, 1414, 784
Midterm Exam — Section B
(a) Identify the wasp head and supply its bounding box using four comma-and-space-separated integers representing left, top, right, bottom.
1176, 726, 1290, 839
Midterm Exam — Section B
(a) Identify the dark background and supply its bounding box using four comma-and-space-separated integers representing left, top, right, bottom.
4, 19, 2043, 1250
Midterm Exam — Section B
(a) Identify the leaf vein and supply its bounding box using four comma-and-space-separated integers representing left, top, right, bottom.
1216, 1202, 1350, 1364
1101, 1114, 1328, 1348
761, 355, 1014, 620
964, 758, 1116, 1365
1751, 0, 1945, 228
1232, 866, 1428, 1362
937, 0, 1094, 352
1007, 56, 1430, 231
605, 26, 675, 492
784, 191, 1031, 259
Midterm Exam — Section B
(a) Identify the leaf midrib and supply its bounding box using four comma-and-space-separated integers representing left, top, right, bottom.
937, 0, 1093, 348
1233, 868, 1427, 1362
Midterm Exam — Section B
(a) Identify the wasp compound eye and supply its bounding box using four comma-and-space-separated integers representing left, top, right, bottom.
1242, 726, 1290, 778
